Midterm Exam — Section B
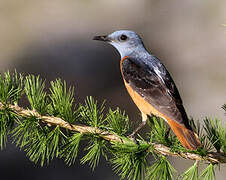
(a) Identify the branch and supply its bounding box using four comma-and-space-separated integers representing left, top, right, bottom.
0, 102, 225, 164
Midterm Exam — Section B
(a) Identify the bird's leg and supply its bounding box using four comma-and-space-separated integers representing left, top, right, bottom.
128, 113, 147, 141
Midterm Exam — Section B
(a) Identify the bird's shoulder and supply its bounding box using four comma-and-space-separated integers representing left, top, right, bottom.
121, 55, 182, 104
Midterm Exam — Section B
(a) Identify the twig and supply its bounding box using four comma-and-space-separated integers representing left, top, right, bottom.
0, 102, 225, 164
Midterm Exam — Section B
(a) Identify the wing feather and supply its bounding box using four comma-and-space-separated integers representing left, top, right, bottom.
121, 57, 191, 128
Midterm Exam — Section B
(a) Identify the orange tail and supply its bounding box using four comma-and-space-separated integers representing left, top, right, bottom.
167, 118, 201, 150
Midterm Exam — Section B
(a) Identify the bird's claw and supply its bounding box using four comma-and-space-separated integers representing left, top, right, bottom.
128, 133, 138, 144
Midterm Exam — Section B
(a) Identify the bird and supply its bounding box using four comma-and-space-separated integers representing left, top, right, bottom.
93, 30, 201, 150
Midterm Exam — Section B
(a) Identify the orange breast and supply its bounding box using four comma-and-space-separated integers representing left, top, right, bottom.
124, 80, 162, 117
120, 56, 164, 118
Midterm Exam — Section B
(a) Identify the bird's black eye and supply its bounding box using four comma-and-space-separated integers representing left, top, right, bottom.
119, 34, 128, 41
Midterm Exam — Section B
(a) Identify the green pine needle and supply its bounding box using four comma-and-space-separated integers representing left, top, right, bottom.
12, 116, 39, 148
25, 75, 48, 114
25, 125, 64, 166
199, 164, 215, 180
48, 79, 76, 123
47, 126, 65, 160
222, 104, 226, 112
12, 116, 64, 166
80, 96, 105, 128
188, 118, 199, 135
111, 141, 150, 180
221, 132, 226, 154
189, 118, 213, 152
0, 70, 23, 149
0, 112, 8, 149
181, 161, 198, 180
12, 115, 51, 166
148, 116, 171, 146
146, 156, 175, 180
26, 128, 51, 166
0, 71, 23, 104
204, 118, 223, 152
0, 107, 18, 149
106, 108, 130, 136
112, 152, 147, 180
81, 137, 107, 170
61, 133, 83, 165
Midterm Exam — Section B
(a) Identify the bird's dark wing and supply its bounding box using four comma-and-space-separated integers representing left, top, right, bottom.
121, 57, 190, 128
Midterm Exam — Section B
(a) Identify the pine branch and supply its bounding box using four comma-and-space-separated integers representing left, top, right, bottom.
0, 102, 225, 164
0, 71, 225, 179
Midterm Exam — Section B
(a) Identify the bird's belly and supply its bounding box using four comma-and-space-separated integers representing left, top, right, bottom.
124, 81, 164, 118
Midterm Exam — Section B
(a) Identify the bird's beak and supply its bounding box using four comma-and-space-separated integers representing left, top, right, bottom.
93, 35, 110, 42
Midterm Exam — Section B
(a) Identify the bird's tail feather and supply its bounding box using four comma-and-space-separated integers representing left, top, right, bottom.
167, 118, 201, 150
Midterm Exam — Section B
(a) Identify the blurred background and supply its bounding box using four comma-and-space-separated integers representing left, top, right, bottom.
0, 0, 226, 179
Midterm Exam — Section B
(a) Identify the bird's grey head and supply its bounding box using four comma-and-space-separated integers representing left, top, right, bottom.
93, 30, 147, 58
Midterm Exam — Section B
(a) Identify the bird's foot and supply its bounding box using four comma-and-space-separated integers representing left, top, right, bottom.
128, 133, 138, 144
